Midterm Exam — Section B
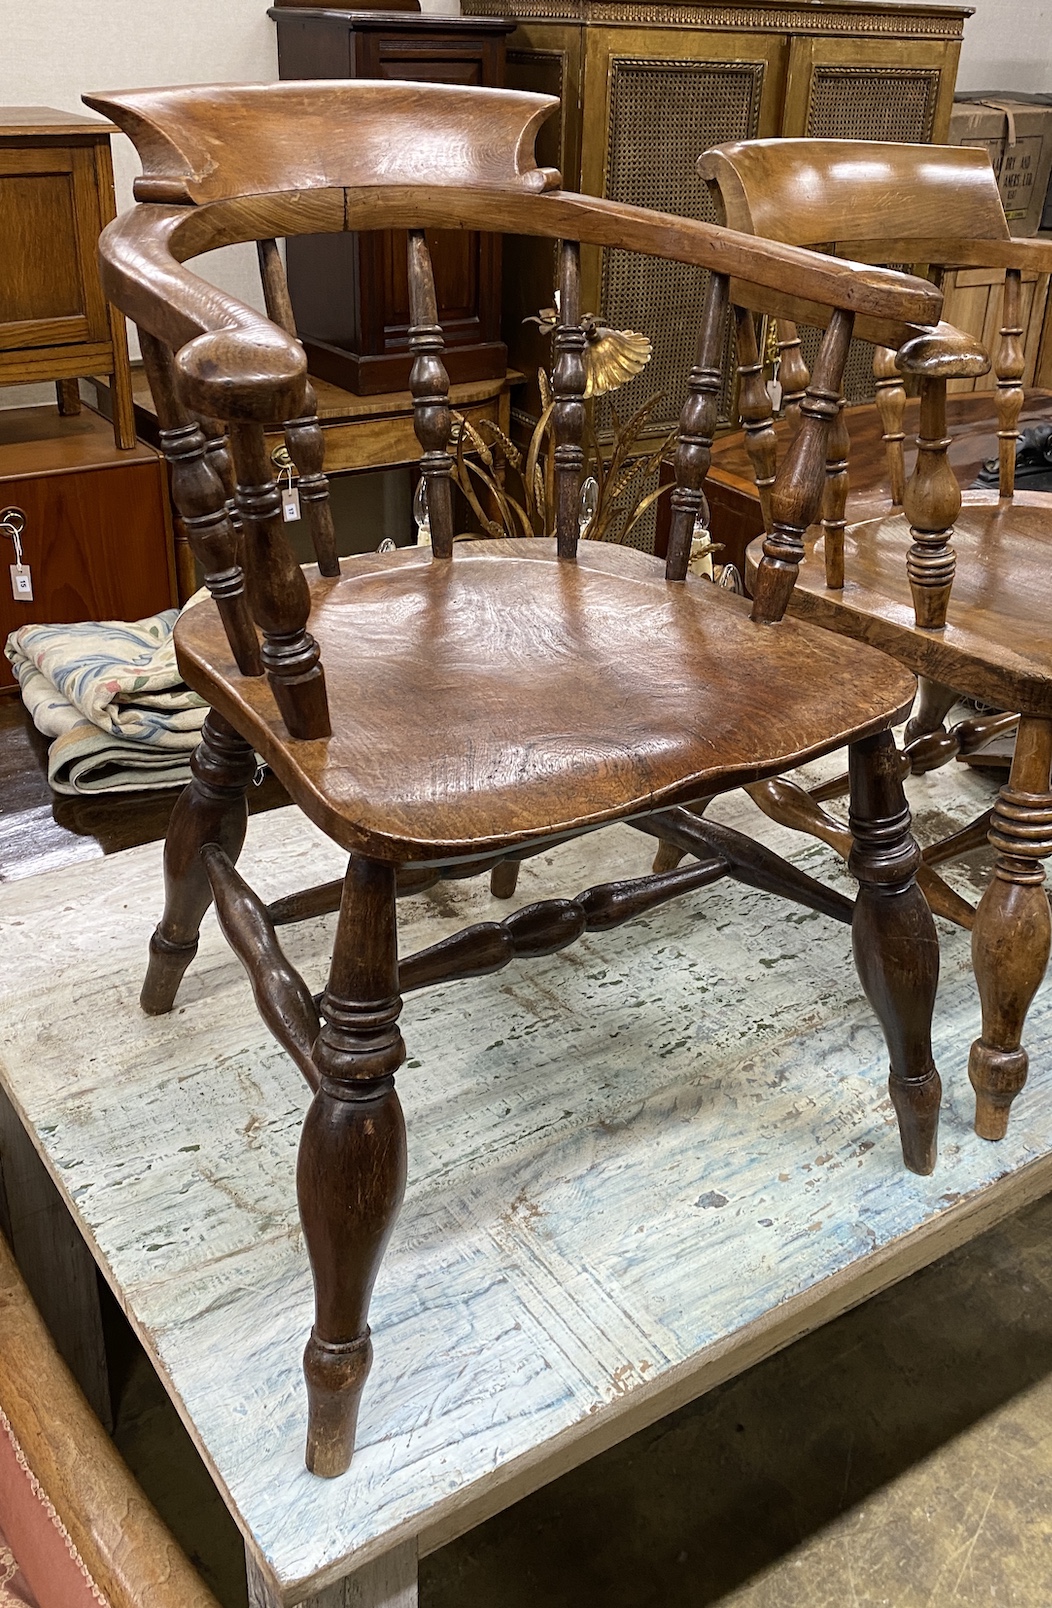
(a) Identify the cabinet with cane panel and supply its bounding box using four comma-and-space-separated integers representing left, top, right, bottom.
465, 0, 969, 548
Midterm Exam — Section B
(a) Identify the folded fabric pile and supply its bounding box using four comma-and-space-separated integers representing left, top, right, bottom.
5, 609, 207, 795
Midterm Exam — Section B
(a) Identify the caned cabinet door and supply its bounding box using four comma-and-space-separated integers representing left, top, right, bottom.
581, 28, 785, 439
781, 35, 961, 145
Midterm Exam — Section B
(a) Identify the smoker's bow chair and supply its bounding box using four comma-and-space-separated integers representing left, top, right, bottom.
696, 137, 1052, 1146
90, 81, 947, 1478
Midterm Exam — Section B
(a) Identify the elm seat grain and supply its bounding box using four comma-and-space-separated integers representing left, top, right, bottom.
177, 539, 917, 862
88, 78, 948, 1478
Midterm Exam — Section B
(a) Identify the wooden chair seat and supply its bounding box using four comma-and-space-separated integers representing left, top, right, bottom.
178, 538, 916, 862
760, 492, 1052, 721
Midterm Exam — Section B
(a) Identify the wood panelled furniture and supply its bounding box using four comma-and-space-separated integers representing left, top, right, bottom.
89, 77, 952, 1478
461, 0, 969, 457
0, 108, 136, 449
695, 136, 1052, 1145
269, 7, 516, 394
0, 405, 177, 692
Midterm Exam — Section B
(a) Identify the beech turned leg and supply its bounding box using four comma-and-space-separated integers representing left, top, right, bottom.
297, 855, 407, 1477
848, 730, 941, 1175
968, 717, 1052, 1140
140, 712, 256, 1015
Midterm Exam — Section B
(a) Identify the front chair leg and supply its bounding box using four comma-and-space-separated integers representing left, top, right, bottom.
969, 717, 1052, 1140
297, 855, 407, 1477
848, 730, 941, 1175
140, 711, 256, 1015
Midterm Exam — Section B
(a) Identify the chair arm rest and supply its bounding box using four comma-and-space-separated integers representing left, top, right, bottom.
98, 205, 307, 424
895, 321, 991, 381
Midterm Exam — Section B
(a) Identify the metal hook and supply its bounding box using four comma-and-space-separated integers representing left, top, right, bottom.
1, 506, 26, 568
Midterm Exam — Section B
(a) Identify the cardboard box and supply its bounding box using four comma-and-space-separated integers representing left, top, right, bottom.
949, 95, 1052, 235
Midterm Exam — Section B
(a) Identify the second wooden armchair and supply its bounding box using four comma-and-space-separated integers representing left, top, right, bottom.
695, 138, 1052, 1148
89, 80, 949, 1477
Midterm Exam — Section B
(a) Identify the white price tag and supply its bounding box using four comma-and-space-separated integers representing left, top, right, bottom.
768, 377, 783, 414
281, 485, 301, 523
10, 563, 32, 602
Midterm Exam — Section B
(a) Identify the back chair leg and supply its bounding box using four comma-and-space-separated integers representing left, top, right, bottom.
969, 716, 1052, 1140
298, 855, 407, 1477
141, 711, 256, 1015
490, 859, 521, 899
848, 729, 941, 1175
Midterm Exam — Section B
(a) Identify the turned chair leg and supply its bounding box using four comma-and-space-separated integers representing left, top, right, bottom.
140, 711, 256, 1015
969, 717, 1052, 1140
903, 676, 957, 748
848, 730, 941, 1175
297, 855, 407, 1477
490, 859, 521, 899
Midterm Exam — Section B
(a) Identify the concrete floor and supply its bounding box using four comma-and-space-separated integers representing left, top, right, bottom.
112, 1185, 1052, 1608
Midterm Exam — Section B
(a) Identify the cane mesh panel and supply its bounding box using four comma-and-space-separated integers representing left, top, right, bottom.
805, 65, 940, 144
598, 57, 765, 464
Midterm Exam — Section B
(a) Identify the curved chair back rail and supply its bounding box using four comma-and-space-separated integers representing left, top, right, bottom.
698, 138, 1013, 257
87, 82, 945, 423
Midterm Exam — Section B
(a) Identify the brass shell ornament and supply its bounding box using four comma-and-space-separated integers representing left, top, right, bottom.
525, 303, 653, 397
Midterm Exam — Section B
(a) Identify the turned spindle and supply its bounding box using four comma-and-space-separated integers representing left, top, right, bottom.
257, 238, 340, 576
665, 274, 729, 581
228, 419, 330, 739
820, 391, 850, 589
902, 376, 959, 630
406, 230, 455, 560
138, 329, 262, 677
751, 310, 853, 624
733, 305, 778, 534
995, 266, 1025, 499
873, 345, 907, 507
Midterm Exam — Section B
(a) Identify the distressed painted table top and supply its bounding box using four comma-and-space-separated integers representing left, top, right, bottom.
2, 758, 1051, 1604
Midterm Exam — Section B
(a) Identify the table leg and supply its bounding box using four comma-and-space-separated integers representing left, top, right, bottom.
247, 1540, 418, 1607
0, 1083, 111, 1430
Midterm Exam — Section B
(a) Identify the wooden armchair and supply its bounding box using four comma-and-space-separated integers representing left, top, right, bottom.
695, 137, 1052, 1145
89, 80, 949, 1478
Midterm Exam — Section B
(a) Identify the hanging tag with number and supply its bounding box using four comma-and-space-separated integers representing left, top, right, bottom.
768, 358, 783, 416
279, 465, 301, 523
10, 563, 32, 602
3, 511, 32, 601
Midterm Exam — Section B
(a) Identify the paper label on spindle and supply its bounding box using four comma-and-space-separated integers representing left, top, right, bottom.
768, 378, 783, 413
281, 487, 301, 523
10, 563, 32, 602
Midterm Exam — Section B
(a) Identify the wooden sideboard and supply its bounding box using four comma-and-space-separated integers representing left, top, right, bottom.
0, 109, 136, 450
462, 0, 969, 448
269, 8, 516, 394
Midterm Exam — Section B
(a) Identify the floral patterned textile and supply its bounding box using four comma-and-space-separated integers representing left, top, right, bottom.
0, 1532, 37, 1608
0, 1406, 106, 1608
4, 610, 207, 796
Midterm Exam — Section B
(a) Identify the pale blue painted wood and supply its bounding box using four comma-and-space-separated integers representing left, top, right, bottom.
0, 757, 1047, 1601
